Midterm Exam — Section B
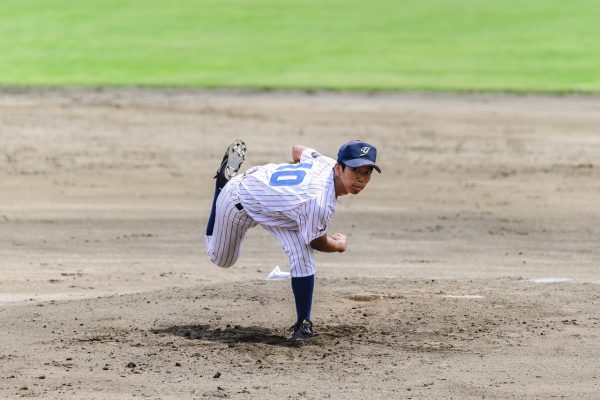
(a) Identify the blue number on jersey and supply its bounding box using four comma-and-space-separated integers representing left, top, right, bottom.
269, 162, 313, 186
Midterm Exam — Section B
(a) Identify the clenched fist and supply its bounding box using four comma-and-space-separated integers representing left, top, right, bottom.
331, 233, 347, 252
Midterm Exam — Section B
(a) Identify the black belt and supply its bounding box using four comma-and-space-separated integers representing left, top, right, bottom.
235, 203, 244, 210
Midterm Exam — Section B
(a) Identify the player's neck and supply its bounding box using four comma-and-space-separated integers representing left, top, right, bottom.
333, 174, 347, 197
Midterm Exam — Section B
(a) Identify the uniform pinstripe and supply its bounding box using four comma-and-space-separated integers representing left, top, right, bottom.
205, 148, 337, 277
205, 175, 257, 268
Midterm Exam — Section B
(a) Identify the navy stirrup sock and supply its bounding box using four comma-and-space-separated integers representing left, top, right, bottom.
291, 275, 315, 322
205, 181, 221, 236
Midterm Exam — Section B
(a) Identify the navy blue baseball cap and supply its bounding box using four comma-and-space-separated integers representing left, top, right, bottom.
337, 139, 381, 173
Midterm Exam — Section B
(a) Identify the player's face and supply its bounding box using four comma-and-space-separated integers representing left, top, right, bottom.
336, 164, 373, 195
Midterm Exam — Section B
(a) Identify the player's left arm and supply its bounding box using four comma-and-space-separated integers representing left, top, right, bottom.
310, 232, 347, 253
292, 145, 307, 163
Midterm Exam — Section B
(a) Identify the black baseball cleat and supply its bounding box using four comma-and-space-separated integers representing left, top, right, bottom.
215, 139, 247, 189
289, 319, 313, 341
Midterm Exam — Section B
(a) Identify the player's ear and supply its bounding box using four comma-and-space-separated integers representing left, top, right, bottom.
334, 163, 343, 177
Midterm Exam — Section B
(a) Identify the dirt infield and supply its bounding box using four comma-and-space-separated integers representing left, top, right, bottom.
1, 89, 599, 399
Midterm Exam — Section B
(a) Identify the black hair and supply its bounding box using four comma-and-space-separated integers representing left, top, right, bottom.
339, 162, 346, 171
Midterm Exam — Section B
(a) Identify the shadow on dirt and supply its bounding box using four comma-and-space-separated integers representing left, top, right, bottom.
151, 324, 297, 347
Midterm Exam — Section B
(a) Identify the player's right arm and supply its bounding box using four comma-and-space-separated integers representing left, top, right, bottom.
310, 232, 347, 253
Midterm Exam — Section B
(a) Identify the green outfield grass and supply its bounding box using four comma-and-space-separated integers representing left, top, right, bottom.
1, 0, 599, 92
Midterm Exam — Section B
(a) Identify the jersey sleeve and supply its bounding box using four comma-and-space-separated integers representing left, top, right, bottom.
300, 147, 322, 162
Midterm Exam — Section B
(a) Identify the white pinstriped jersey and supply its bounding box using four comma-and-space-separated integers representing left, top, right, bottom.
206, 147, 337, 277
238, 148, 337, 245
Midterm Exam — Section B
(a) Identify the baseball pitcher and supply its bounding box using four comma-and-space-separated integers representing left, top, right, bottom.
205, 139, 381, 340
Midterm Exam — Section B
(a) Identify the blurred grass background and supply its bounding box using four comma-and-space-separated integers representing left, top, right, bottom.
0, 0, 599, 92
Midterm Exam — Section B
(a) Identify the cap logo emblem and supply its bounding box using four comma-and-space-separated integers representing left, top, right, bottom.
360, 146, 371, 156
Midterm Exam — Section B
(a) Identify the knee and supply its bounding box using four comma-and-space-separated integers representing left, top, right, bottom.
205, 237, 239, 268
208, 253, 235, 268
213, 259, 234, 268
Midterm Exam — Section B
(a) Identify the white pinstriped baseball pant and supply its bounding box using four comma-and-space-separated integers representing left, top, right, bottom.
205, 176, 317, 277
